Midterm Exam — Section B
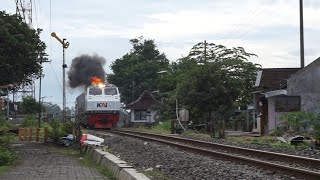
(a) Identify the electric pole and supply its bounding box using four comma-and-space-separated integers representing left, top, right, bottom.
204, 40, 207, 64
38, 55, 50, 127
300, 0, 304, 68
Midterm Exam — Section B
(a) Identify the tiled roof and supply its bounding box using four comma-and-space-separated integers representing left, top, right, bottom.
126, 91, 162, 109
257, 68, 301, 91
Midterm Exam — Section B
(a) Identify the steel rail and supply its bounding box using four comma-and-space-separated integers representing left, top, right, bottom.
93, 129, 320, 180
113, 129, 320, 167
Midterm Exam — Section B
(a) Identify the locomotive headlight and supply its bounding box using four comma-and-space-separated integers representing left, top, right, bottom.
98, 84, 105, 88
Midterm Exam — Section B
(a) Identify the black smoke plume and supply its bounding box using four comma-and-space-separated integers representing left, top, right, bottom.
68, 54, 106, 88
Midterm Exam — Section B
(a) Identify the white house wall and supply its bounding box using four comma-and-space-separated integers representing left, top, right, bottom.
267, 96, 294, 134
130, 109, 158, 123
267, 97, 276, 132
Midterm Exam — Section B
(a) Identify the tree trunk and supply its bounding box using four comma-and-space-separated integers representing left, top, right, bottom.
204, 114, 207, 132
218, 115, 226, 139
209, 110, 214, 138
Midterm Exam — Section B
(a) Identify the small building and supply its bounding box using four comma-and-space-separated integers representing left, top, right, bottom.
253, 68, 301, 135
126, 91, 162, 125
254, 57, 320, 135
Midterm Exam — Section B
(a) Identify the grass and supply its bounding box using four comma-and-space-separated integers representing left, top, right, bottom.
130, 121, 171, 134
0, 165, 10, 175
130, 122, 310, 150
48, 145, 115, 180
80, 154, 116, 180
144, 170, 171, 180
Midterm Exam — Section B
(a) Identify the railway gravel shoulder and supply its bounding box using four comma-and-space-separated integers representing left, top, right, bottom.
179, 133, 320, 160
98, 132, 298, 180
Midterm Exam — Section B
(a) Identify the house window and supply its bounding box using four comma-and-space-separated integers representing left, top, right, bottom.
135, 110, 147, 120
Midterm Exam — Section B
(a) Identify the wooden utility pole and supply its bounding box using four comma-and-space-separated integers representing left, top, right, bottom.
300, 0, 304, 68
204, 40, 207, 64
132, 77, 135, 102
38, 56, 50, 128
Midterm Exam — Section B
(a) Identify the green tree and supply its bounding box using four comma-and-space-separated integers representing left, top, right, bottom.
43, 102, 61, 115
21, 96, 41, 114
176, 42, 260, 138
109, 37, 169, 104
188, 42, 260, 107
0, 11, 47, 87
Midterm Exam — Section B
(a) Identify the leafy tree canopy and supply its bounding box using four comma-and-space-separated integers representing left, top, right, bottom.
0, 11, 47, 88
181, 42, 261, 108
109, 37, 169, 104
43, 102, 61, 116
171, 42, 260, 137
21, 96, 41, 114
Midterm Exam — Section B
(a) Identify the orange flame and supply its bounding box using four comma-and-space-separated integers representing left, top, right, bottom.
90, 76, 104, 85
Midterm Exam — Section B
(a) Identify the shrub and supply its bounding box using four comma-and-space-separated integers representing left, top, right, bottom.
282, 112, 320, 137
0, 115, 12, 133
21, 115, 38, 127
62, 121, 74, 134
0, 148, 15, 166
0, 131, 16, 166
49, 119, 64, 142
47, 119, 75, 143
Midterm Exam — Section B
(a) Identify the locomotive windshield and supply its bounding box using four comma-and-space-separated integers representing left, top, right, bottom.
89, 88, 102, 95
104, 87, 117, 95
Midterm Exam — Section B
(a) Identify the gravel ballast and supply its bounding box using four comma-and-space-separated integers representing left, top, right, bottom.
103, 134, 298, 180
180, 134, 320, 159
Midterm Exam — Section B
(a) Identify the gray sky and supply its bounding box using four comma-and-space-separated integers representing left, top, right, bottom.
2, 0, 320, 108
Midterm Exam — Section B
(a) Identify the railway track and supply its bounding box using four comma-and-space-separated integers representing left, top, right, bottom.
93, 129, 320, 180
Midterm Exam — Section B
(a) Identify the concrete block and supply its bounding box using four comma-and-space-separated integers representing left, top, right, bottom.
86, 146, 94, 156
92, 149, 103, 164
86, 144, 150, 180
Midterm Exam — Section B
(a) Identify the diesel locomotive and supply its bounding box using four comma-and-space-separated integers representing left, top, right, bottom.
75, 84, 121, 129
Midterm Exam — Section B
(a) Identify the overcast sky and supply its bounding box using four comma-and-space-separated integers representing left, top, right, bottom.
2, 0, 320, 108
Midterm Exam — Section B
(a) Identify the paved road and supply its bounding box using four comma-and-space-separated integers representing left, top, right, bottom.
0, 142, 107, 180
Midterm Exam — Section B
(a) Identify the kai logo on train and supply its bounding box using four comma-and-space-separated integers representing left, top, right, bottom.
97, 102, 108, 107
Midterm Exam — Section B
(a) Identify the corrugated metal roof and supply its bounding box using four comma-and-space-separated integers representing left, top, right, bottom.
257, 68, 301, 91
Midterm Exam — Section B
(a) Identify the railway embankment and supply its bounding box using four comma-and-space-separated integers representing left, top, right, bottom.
91, 130, 303, 180
85, 145, 150, 180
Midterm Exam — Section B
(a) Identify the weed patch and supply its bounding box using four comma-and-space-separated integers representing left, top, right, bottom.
81, 154, 116, 180
144, 170, 171, 180
0, 165, 10, 175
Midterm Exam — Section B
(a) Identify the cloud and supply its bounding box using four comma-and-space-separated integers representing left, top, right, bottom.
3, 0, 320, 108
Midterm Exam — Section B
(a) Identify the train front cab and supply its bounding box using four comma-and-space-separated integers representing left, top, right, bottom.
87, 113, 119, 129
85, 85, 121, 129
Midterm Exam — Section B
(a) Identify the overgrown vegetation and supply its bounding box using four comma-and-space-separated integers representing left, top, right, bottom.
81, 154, 116, 180
21, 115, 74, 143
0, 114, 16, 167
46, 119, 74, 143
282, 111, 320, 139
21, 115, 38, 127
143, 170, 171, 180
132, 121, 171, 134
